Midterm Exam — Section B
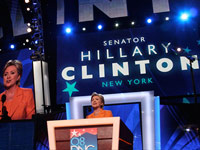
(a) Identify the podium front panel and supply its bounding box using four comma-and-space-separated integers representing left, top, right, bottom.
47, 117, 122, 150
55, 125, 113, 150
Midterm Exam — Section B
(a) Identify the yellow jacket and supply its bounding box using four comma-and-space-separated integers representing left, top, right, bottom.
86, 109, 113, 118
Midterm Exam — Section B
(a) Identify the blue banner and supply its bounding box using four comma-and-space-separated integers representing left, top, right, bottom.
57, 24, 200, 104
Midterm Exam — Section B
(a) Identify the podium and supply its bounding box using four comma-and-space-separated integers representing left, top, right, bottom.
47, 117, 133, 150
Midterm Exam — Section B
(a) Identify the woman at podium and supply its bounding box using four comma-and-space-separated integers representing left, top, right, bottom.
0, 60, 35, 120
86, 92, 113, 118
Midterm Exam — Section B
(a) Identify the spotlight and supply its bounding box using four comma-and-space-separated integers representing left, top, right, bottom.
65, 27, 72, 34
35, 40, 39, 44
165, 17, 170, 21
27, 7, 30, 11
185, 128, 191, 132
176, 47, 182, 52
82, 27, 86, 31
27, 23, 31, 26
25, 0, 30, 3
97, 24, 103, 30
26, 39, 29, 42
27, 27, 32, 33
115, 23, 119, 28
131, 21, 135, 25
190, 8, 198, 17
10, 44, 15, 49
180, 13, 189, 21
29, 47, 32, 50
23, 43, 26, 46
146, 18, 152, 24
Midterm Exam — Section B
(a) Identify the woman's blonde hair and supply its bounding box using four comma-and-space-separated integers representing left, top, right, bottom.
91, 92, 105, 108
3, 60, 23, 86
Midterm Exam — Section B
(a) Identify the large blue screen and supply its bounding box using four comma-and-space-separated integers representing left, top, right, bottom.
57, 24, 200, 104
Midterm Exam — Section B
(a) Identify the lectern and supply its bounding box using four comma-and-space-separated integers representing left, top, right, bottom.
47, 117, 133, 150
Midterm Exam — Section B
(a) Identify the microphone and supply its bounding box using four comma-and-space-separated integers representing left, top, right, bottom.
185, 55, 196, 62
1, 95, 6, 103
88, 107, 92, 112
1, 94, 11, 121
171, 48, 197, 62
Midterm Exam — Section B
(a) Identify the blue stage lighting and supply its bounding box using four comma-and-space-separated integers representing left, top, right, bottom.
97, 24, 103, 30
165, 17, 170, 21
146, 18, 152, 24
190, 8, 198, 17
35, 40, 38, 44
65, 27, 72, 34
10, 44, 15, 49
180, 13, 189, 21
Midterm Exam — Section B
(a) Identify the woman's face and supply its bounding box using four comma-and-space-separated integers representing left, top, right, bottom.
3, 65, 20, 89
91, 96, 103, 109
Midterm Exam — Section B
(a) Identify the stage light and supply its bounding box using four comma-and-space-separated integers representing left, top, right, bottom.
65, 27, 72, 34
180, 13, 189, 21
35, 40, 38, 44
25, 0, 30, 3
185, 128, 190, 132
23, 43, 26, 46
131, 21, 135, 25
165, 17, 170, 21
176, 47, 182, 52
27, 7, 30, 11
10, 44, 15, 49
146, 18, 152, 24
97, 24, 103, 30
82, 27, 86, 31
26, 39, 29, 42
190, 8, 198, 17
27, 27, 32, 33
29, 47, 32, 50
27, 23, 31, 26
115, 23, 119, 28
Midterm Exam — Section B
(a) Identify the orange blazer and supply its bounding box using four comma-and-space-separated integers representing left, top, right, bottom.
86, 109, 113, 119
0, 87, 35, 120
